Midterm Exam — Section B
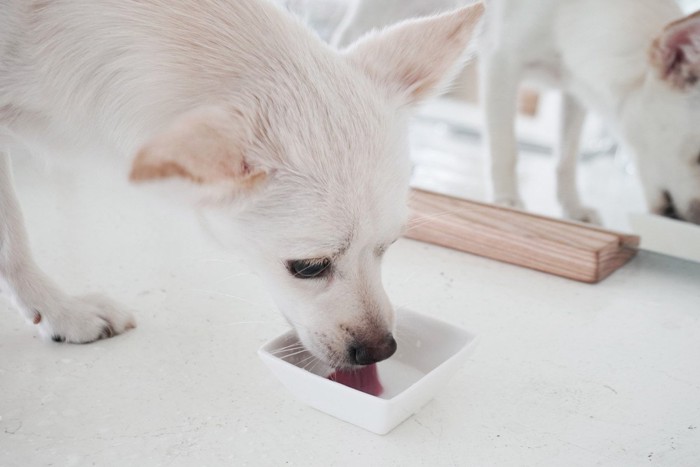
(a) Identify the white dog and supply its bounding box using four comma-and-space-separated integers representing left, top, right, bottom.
0, 0, 483, 368
481, 0, 700, 223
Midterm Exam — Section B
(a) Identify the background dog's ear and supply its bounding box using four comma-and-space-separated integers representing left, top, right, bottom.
130, 106, 266, 192
650, 10, 700, 91
344, 3, 484, 105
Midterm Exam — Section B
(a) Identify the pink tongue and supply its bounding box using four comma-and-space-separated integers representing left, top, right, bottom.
328, 363, 384, 397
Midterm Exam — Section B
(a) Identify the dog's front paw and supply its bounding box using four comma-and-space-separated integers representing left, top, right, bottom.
566, 206, 601, 224
33, 294, 136, 344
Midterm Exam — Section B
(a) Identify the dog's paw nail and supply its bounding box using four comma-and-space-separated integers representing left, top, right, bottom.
32, 311, 42, 325
99, 323, 115, 339
51, 334, 66, 343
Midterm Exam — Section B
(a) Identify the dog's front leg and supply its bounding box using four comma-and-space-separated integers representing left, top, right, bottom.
481, 49, 524, 209
0, 150, 135, 343
555, 93, 601, 224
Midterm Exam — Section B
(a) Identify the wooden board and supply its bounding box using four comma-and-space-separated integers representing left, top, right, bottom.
404, 189, 640, 283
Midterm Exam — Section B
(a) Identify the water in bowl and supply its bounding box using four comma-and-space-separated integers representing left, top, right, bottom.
376, 359, 425, 399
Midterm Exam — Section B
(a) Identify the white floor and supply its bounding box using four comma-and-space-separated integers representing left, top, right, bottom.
1, 117, 699, 466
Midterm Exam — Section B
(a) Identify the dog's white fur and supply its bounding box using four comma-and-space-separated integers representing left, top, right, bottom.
0, 0, 483, 367
481, 0, 700, 223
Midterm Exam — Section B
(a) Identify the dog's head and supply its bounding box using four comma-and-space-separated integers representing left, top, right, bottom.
627, 10, 700, 223
129, 5, 484, 369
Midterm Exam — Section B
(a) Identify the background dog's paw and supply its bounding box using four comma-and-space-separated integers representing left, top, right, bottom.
566, 206, 601, 224
494, 197, 525, 210
35, 294, 136, 344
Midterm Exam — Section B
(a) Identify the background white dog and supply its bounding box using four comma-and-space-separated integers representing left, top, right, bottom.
481, 0, 700, 223
0, 0, 483, 369
334, 0, 700, 224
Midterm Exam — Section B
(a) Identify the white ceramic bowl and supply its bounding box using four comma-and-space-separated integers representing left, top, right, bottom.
629, 212, 700, 263
258, 308, 478, 435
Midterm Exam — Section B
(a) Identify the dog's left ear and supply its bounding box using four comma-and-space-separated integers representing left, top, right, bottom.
344, 3, 484, 105
130, 106, 267, 195
650, 10, 700, 91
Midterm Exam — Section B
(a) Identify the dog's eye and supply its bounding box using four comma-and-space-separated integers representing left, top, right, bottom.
286, 258, 332, 279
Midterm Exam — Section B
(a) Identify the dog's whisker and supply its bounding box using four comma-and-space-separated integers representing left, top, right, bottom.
407, 208, 458, 224
308, 359, 324, 375
274, 348, 306, 358
298, 354, 318, 370
306, 356, 329, 376
305, 360, 323, 375
277, 349, 311, 361
272, 341, 304, 351
270, 344, 306, 355
270, 343, 305, 354
270, 346, 303, 356
401, 204, 487, 235
298, 353, 316, 365
277, 340, 302, 350
272, 350, 304, 359
402, 209, 463, 233
409, 203, 483, 222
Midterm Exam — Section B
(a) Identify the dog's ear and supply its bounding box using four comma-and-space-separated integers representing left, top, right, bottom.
130, 106, 267, 193
344, 3, 484, 105
650, 10, 700, 91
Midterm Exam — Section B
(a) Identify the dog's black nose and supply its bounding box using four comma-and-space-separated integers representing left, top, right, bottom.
349, 334, 397, 365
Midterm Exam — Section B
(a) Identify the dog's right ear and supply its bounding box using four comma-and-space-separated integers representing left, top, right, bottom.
650, 10, 700, 91
344, 3, 484, 106
129, 106, 267, 196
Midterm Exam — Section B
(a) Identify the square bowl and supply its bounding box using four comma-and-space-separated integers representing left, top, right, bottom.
629, 212, 700, 263
258, 308, 478, 435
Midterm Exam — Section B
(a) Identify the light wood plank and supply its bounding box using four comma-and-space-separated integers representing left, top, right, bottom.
404, 189, 639, 283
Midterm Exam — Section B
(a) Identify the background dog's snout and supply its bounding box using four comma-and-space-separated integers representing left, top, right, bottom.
349, 334, 397, 365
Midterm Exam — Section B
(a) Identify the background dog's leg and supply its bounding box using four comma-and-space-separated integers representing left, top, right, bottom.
555, 94, 600, 224
0, 150, 135, 343
481, 51, 523, 209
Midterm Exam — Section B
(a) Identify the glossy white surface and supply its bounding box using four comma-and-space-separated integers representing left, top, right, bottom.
1, 147, 699, 466
630, 213, 700, 264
